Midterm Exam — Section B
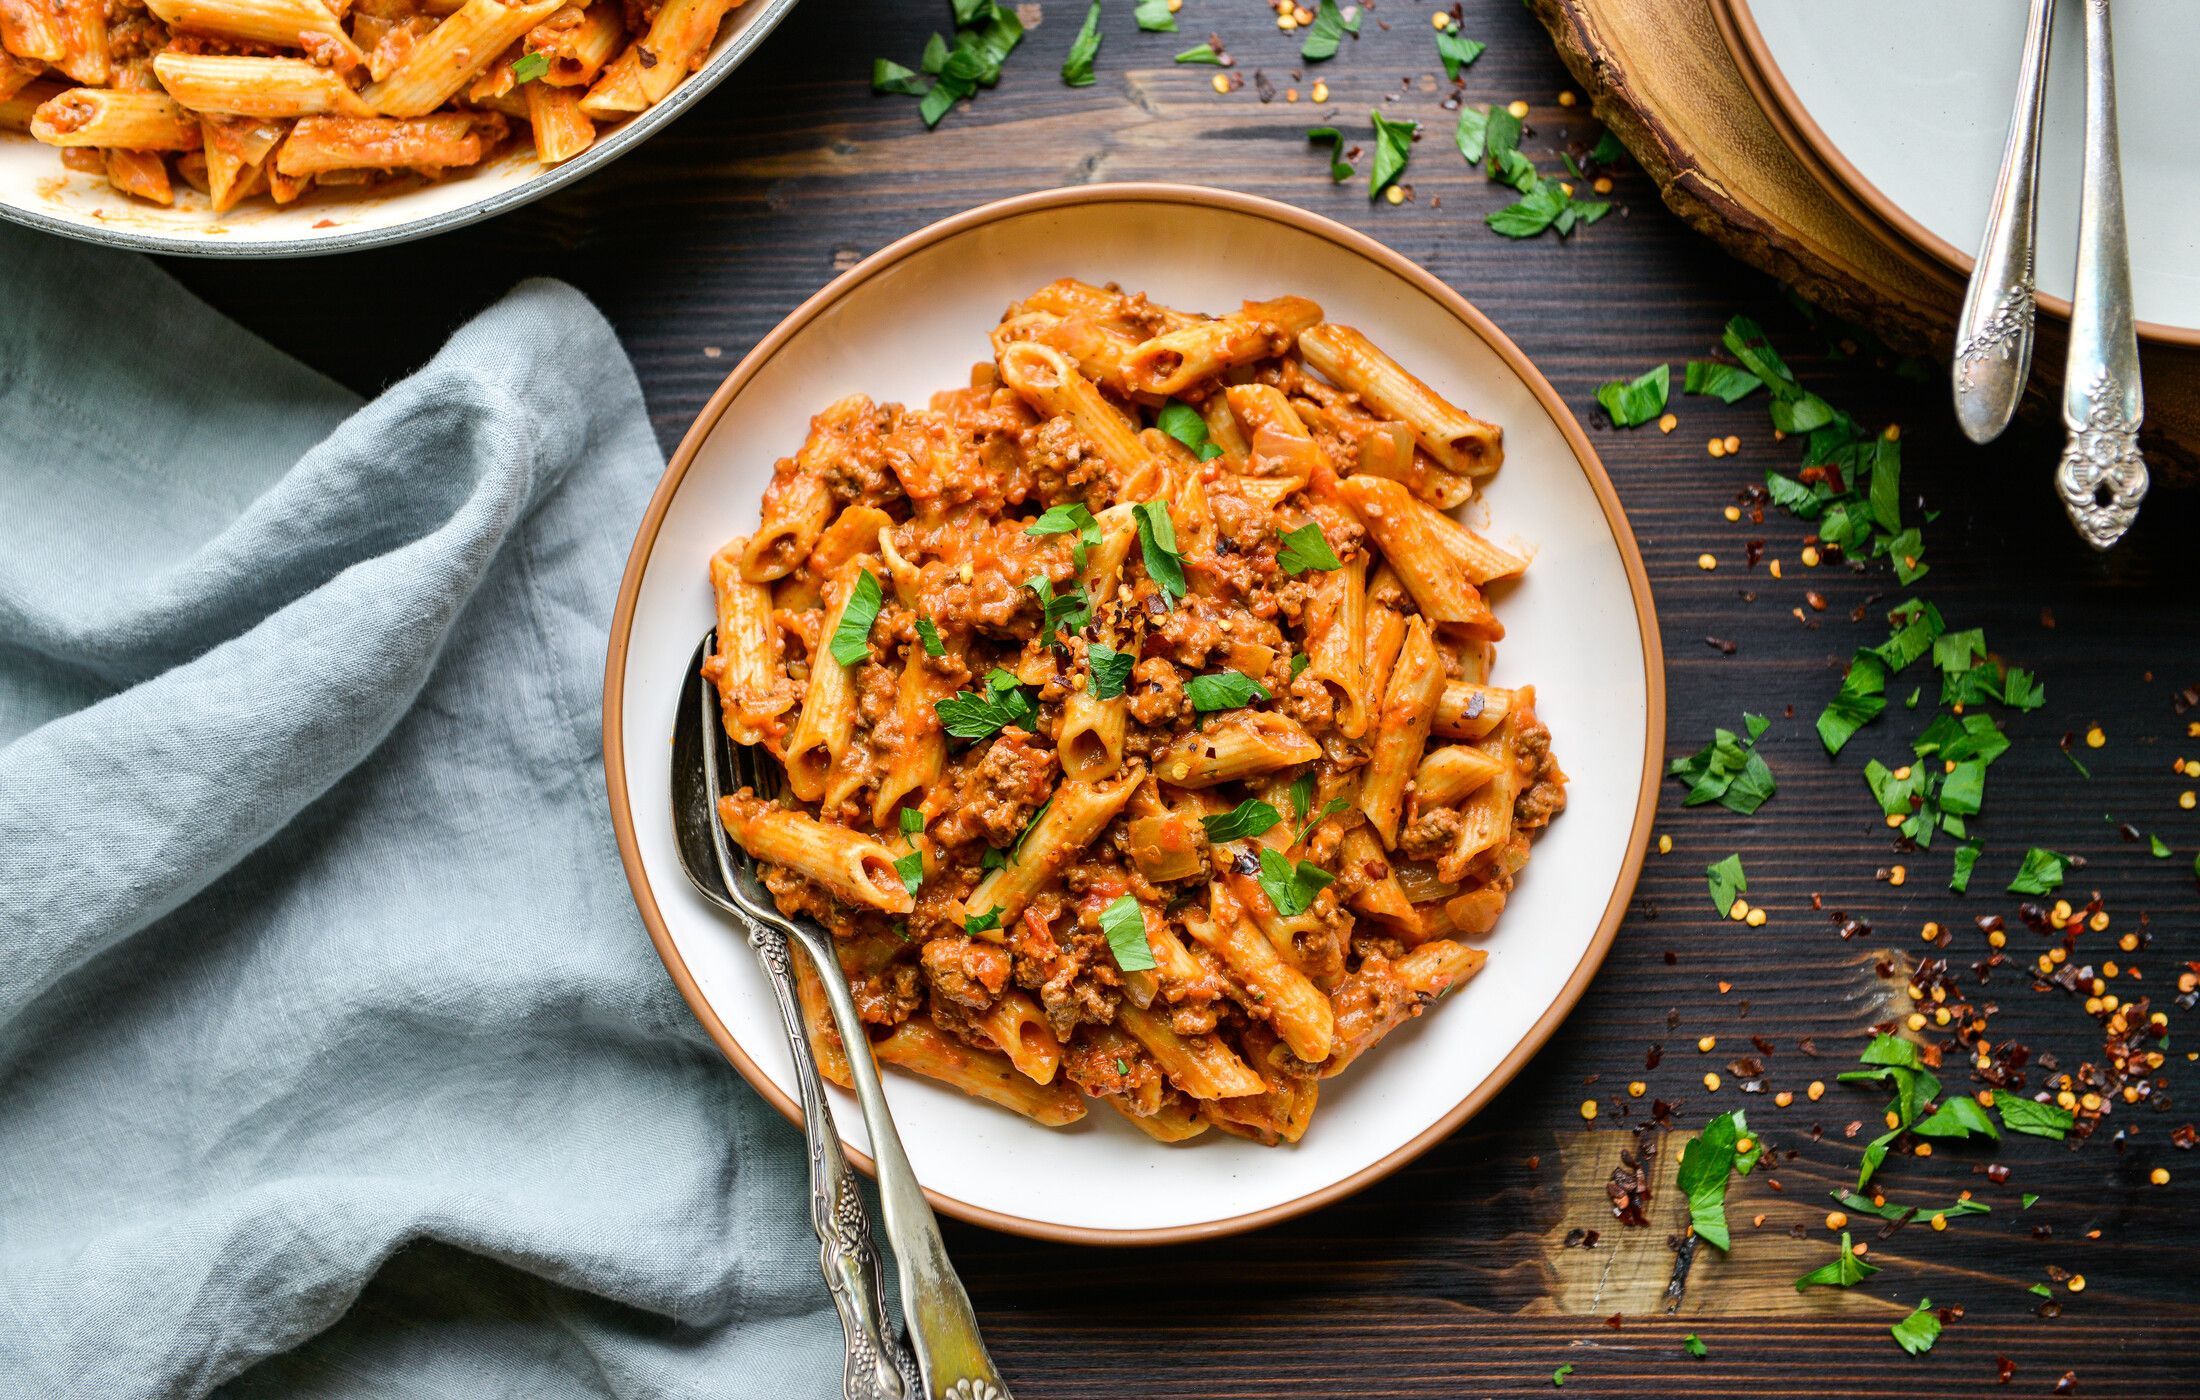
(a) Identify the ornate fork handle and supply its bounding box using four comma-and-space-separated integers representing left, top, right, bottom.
744, 916, 917, 1399
2059, 0, 2147, 548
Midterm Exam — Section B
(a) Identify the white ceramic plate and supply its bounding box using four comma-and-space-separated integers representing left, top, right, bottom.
1733, 0, 2200, 341
603, 185, 1663, 1244
0, 0, 797, 257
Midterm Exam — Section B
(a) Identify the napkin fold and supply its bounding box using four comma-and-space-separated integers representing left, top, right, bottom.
0, 227, 841, 1399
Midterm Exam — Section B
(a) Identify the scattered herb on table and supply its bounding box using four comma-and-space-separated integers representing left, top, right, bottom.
1890, 1299, 1942, 1355
873, 2, 1026, 128
1675, 1109, 1751, 1250
1684, 359, 1764, 404
1829, 1189, 1988, 1222
2008, 846, 2070, 895
1596, 363, 1671, 428
1299, 0, 1359, 61
1794, 1232, 1879, 1290
1174, 43, 1221, 65
1133, 0, 1175, 32
1682, 1334, 1707, 1358
1435, 26, 1484, 81
1704, 853, 1747, 917
1368, 110, 1418, 200
1061, 0, 1102, 86
1550, 1364, 1574, 1388
1308, 126, 1355, 182
1998, 1096, 2076, 1141
1668, 713, 1776, 814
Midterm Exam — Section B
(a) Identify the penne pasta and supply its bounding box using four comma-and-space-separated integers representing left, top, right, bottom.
1153, 711, 1321, 788
142, 0, 365, 68
716, 793, 913, 915
970, 990, 1062, 1085
1358, 617, 1444, 847
1299, 322, 1504, 475
996, 341, 1156, 485
31, 87, 199, 148
1337, 474, 1509, 632
273, 111, 501, 174
523, 77, 593, 162
361, 0, 560, 116
874, 1018, 1087, 1126
1123, 295, 1323, 397
154, 53, 376, 118
779, 560, 869, 805
1116, 1001, 1266, 1101
961, 766, 1141, 934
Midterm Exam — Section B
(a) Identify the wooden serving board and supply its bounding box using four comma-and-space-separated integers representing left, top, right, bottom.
1529, 0, 2200, 476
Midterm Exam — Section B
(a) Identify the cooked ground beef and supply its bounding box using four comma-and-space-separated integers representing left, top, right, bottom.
921, 936, 1012, 1011
1399, 805, 1464, 861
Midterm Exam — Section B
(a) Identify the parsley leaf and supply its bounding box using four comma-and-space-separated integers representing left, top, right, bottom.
1675, 1109, 1750, 1250
1794, 1233, 1879, 1291
1705, 853, 1746, 917
1133, 500, 1186, 606
1025, 501, 1102, 571
828, 570, 886, 666
1487, 182, 1569, 238
1294, 797, 1348, 847
1202, 799, 1282, 843
1368, 109, 1418, 199
1024, 574, 1091, 640
892, 849, 925, 898
1667, 716, 1776, 814
1949, 843, 1980, 893
1099, 894, 1157, 971
1551, 1365, 1573, 1389
934, 668, 1037, 740
1482, 105, 1522, 168
1595, 363, 1670, 428
965, 905, 1003, 935
1277, 522, 1343, 575
1997, 1097, 2075, 1141
1156, 401, 1224, 460
1682, 1335, 1707, 1359
2029, 1283, 2053, 1298
1061, 0, 1101, 86
1174, 43, 1221, 64
914, 616, 947, 657
1288, 651, 1310, 679
1087, 642, 1134, 699
1186, 670, 1270, 713
1817, 652, 1888, 755
1911, 1095, 1999, 1140
1299, 0, 1358, 61
1890, 1300, 1942, 1356
1133, 0, 1174, 31
1289, 773, 1314, 824
899, 807, 925, 836
2007, 847, 2068, 896
2150, 833, 2174, 859
1256, 847, 1332, 917
872, 57, 926, 94
1683, 360, 1764, 403
1589, 129, 1625, 164
1830, 1189, 1989, 1223
1454, 105, 1489, 162
898, 4, 1024, 128
1308, 125, 1354, 182
1434, 27, 1484, 80
512, 50, 549, 83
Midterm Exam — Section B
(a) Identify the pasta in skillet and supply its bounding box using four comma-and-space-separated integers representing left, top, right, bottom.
0, 0, 749, 210
705, 279, 1566, 1145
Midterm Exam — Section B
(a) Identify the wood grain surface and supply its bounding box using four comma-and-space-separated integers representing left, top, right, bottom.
163, 1, 2200, 1394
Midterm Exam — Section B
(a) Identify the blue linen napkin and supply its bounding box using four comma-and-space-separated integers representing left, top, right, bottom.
0, 226, 844, 1399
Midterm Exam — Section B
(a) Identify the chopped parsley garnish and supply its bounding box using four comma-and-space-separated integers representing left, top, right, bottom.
1293, 798, 1349, 847
1704, 853, 1746, 916
1099, 894, 1157, 971
1998, 1096, 2076, 1141
1132, 0, 1173, 31
877, 2, 1024, 128
1174, 43, 1221, 64
914, 616, 946, 657
1590, 129, 1625, 164
1087, 642, 1134, 699
1682, 1335, 1707, 1359
934, 668, 1037, 740
1186, 670, 1270, 713
899, 807, 924, 836
1060, 1, 1101, 86
1911, 1095, 1998, 1141
1368, 109, 1418, 200
1949, 844, 1980, 893
1201, 799, 1282, 843
1256, 847, 1332, 917
2007, 847, 2069, 895
1024, 573, 1091, 641
1683, 360, 1764, 403
1299, 0, 1358, 61
1289, 773, 1314, 823
1133, 500, 1186, 606
1156, 401, 1224, 460
1675, 1109, 1750, 1250
1454, 105, 1489, 162
1667, 714, 1775, 814
1793, 1233, 1879, 1291
1816, 653, 1887, 756
1008, 798, 1049, 858
512, 50, 549, 83
1276, 522, 1343, 575
1467, 104, 1607, 238
892, 849, 925, 898
965, 905, 1003, 935
2022, 1193, 2040, 1209
1025, 500, 1102, 570
2150, 833, 2174, 858
1434, 27, 1484, 81
871, 58, 926, 94
1890, 1300, 1942, 1356
2029, 1283, 2053, 1298
980, 846, 1007, 871
1595, 363, 1670, 428
1308, 125, 1354, 182
1288, 651, 1310, 679
1837, 1033, 1941, 1190
1830, 1189, 1989, 1223
1551, 1365, 1573, 1389
828, 569, 886, 666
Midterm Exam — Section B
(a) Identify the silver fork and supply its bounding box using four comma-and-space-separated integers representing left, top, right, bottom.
672, 631, 1014, 1400
2055, 0, 2148, 548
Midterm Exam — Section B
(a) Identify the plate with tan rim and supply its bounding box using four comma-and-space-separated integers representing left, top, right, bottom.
1715, 0, 2200, 346
603, 184, 1663, 1244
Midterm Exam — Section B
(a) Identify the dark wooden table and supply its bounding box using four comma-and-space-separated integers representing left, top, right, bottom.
167, 2, 2200, 1394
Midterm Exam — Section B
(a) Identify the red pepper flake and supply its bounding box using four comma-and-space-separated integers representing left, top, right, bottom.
2172, 1123, 2196, 1150
1987, 1162, 2011, 1183
1646, 1044, 1664, 1070
1752, 1034, 1776, 1056
1798, 1036, 1820, 1057
2053, 1371, 2076, 1394
1605, 1312, 1622, 1329
1705, 636, 1737, 654
1995, 1356, 2016, 1385
1744, 539, 1765, 567
1526, 1155, 1541, 1170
